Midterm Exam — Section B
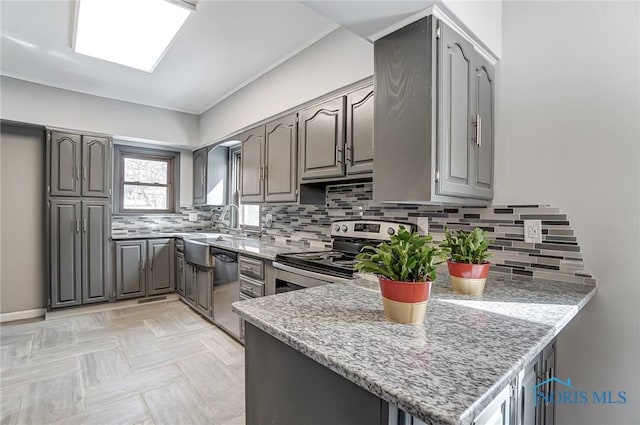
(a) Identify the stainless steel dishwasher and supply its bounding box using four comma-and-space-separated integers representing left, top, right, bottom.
211, 247, 241, 341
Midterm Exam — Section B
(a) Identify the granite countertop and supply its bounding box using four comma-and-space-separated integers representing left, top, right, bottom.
232, 269, 597, 425
110, 232, 326, 260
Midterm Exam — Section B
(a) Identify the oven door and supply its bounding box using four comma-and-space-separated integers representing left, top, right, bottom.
272, 261, 349, 293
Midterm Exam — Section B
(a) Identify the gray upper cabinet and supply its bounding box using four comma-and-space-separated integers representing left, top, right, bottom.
81, 136, 111, 198
147, 238, 175, 295
193, 147, 207, 205
299, 96, 345, 181
436, 24, 475, 198
49, 199, 82, 308
115, 240, 147, 300
81, 200, 110, 304
49, 131, 111, 198
346, 86, 374, 175
50, 132, 82, 197
265, 114, 298, 203
373, 15, 495, 204
470, 54, 495, 200
240, 126, 266, 203
207, 146, 229, 206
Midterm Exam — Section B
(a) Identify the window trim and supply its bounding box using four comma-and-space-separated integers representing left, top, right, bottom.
229, 147, 261, 232
113, 145, 180, 215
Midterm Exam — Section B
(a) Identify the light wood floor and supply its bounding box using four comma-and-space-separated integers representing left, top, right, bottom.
0, 301, 245, 425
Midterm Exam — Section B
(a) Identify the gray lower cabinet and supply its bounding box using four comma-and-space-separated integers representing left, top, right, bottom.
373, 16, 495, 204
541, 341, 556, 425
147, 238, 175, 295
115, 238, 175, 300
185, 264, 197, 306
176, 251, 185, 296
346, 85, 374, 175
50, 199, 110, 309
299, 96, 345, 181
81, 200, 110, 303
195, 266, 213, 317
115, 240, 147, 299
49, 199, 82, 308
193, 147, 207, 205
518, 339, 556, 425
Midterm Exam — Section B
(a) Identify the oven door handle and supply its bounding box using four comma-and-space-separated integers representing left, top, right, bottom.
272, 261, 350, 283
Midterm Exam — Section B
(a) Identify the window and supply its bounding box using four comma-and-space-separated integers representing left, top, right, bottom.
115, 147, 180, 214
230, 148, 260, 230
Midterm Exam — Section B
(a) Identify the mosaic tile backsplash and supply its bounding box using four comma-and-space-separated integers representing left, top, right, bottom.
111, 182, 594, 285
262, 182, 595, 285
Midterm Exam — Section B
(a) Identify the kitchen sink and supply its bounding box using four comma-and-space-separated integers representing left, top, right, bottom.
184, 239, 214, 267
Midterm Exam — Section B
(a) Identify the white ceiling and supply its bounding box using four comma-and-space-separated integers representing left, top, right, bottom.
0, 0, 339, 114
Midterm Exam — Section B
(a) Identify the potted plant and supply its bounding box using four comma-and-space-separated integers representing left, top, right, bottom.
440, 227, 492, 295
354, 226, 448, 324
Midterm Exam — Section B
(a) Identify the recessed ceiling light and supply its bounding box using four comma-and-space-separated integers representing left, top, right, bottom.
74, 0, 193, 73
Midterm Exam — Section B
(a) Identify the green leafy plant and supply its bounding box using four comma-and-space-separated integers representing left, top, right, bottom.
440, 227, 492, 264
354, 226, 448, 282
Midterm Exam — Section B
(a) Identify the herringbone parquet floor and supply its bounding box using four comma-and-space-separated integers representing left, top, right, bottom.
0, 300, 245, 425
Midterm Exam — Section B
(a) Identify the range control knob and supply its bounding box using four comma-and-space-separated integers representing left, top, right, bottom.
387, 227, 396, 236
341, 225, 348, 233
334, 225, 341, 232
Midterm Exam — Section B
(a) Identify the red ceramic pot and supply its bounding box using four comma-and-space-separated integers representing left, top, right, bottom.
446, 260, 490, 295
378, 277, 432, 324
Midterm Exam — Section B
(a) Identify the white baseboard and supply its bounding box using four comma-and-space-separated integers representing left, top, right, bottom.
0, 308, 46, 323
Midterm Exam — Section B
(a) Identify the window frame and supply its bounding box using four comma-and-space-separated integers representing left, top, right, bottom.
229, 146, 261, 232
113, 145, 180, 215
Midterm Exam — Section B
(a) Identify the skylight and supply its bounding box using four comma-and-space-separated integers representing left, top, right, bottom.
74, 0, 192, 73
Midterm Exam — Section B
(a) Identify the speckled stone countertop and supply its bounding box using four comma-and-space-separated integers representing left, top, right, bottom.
110, 232, 325, 260
233, 269, 596, 425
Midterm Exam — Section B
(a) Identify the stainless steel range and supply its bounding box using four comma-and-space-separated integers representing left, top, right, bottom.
273, 220, 417, 291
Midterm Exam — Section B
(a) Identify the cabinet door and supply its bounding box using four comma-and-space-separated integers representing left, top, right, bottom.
185, 264, 196, 306
436, 21, 475, 198
542, 341, 556, 425
240, 126, 266, 203
473, 382, 514, 425
147, 239, 175, 295
195, 267, 212, 317
346, 86, 374, 175
193, 147, 207, 205
265, 114, 298, 203
115, 240, 146, 299
81, 136, 111, 198
176, 251, 185, 296
50, 131, 81, 197
50, 200, 82, 308
299, 97, 345, 181
470, 53, 495, 200
81, 200, 110, 304
520, 355, 543, 425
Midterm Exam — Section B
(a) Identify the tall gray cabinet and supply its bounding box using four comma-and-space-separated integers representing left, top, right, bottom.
373, 16, 495, 204
47, 129, 112, 309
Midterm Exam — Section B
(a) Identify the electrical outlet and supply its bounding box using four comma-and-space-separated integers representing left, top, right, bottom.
524, 220, 542, 244
417, 217, 429, 236
188, 212, 198, 222
265, 213, 273, 228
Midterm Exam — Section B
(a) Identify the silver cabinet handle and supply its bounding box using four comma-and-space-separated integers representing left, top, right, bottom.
264, 166, 267, 179
345, 145, 352, 164
82, 219, 87, 233
337, 147, 343, 165
76, 219, 80, 233
477, 114, 482, 148
82, 165, 87, 180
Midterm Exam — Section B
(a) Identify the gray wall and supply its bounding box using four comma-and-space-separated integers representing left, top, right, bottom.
0, 124, 46, 313
0, 76, 199, 147
495, 2, 640, 423
198, 27, 374, 145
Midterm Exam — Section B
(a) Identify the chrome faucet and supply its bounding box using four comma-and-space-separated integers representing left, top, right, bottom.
215, 204, 240, 232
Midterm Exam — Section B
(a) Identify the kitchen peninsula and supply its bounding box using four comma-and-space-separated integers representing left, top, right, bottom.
233, 271, 596, 425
